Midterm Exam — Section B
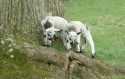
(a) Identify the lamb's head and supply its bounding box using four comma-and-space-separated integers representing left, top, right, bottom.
66, 31, 81, 42
68, 31, 77, 42
43, 27, 60, 46
65, 30, 81, 49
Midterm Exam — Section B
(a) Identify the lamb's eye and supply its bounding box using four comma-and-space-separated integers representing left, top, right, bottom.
48, 34, 50, 36
43, 35, 46, 37
69, 37, 72, 40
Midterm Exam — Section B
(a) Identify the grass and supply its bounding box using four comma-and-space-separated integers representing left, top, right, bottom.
64, 0, 125, 68
64, 0, 125, 78
0, 49, 61, 79
52, 39, 68, 52
0, 49, 29, 78
0, 32, 61, 79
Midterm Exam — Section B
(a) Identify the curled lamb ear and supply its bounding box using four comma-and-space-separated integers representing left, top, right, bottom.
59, 29, 63, 32
46, 28, 50, 32
77, 32, 81, 35
54, 28, 60, 31
56, 29, 62, 33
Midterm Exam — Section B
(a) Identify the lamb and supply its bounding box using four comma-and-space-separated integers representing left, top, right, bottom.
65, 21, 95, 58
41, 16, 69, 47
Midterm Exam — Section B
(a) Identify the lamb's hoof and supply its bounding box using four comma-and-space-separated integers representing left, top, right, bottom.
76, 51, 82, 53
80, 50, 83, 53
46, 45, 51, 47
92, 55, 95, 58
42, 44, 46, 47
42, 44, 51, 47
70, 42, 73, 45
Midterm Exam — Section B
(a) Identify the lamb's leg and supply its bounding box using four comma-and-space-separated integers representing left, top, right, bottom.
67, 42, 71, 50
86, 31, 95, 58
60, 31, 67, 47
81, 35, 87, 52
62, 37, 67, 47
76, 35, 81, 53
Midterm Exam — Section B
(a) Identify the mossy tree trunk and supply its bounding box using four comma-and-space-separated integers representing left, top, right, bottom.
0, 0, 64, 43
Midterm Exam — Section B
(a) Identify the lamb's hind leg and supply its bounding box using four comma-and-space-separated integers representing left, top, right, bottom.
86, 31, 95, 58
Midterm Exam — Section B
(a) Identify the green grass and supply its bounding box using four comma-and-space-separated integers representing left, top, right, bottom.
64, 0, 125, 70
64, 0, 125, 78
0, 49, 60, 79
0, 49, 29, 78
0, 33, 61, 79
52, 39, 68, 52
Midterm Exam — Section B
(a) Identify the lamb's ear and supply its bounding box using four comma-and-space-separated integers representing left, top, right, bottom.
65, 30, 69, 35
46, 28, 50, 32
77, 32, 81, 35
59, 29, 62, 32
54, 28, 60, 31
56, 29, 62, 33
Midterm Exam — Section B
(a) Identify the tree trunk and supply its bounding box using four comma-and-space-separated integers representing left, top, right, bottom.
0, 0, 64, 43
23, 44, 125, 79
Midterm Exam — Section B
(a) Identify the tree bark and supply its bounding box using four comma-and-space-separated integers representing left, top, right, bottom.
0, 0, 65, 43
23, 44, 125, 79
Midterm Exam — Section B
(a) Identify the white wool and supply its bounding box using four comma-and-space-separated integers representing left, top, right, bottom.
41, 16, 69, 46
48, 16, 68, 30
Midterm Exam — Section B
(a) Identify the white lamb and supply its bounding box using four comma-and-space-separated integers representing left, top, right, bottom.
65, 21, 95, 58
41, 16, 69, 46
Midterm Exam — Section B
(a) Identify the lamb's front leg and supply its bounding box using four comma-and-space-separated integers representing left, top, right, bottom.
66, 40, 71, 50
61, 31, 67, 47
81, 36, 87, 52
76, 35, 81, 53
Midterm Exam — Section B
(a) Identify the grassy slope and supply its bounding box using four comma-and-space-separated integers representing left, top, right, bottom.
0, 51, 54, 79
0, 33, 62, 79
64, 0, 125, 78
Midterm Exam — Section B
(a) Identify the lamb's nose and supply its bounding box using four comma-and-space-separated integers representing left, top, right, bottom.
48, 38, 52, 40
43, 35, 46, 37
70, 42, 73, 45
